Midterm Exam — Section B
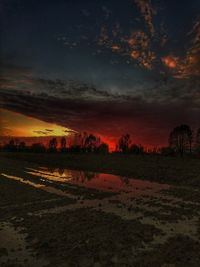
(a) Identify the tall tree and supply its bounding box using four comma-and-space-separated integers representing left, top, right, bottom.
4, 139, 16, 152
49, 138, 58, 152
60, 137, 67, 151
96, 143, 109, 154
169, 125, 193, 156
84, 134, 100, 152
31, 143, 46, 153
195, 128, 200, 153
129, 144, 144, 154
18, 141, 26, 151
118, 134, 131, 153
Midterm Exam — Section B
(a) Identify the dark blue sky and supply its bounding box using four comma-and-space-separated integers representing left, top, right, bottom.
1, 0, 199, 88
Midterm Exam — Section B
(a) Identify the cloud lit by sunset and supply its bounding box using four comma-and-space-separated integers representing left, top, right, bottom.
161, 56, 177, 69
0, 109, 75, 138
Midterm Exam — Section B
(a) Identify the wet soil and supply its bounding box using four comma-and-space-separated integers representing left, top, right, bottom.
1, 154, 200, 266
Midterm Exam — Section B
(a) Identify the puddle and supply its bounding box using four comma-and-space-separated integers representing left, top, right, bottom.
0, 222, 48, 267
18, 167, 199, 245
1, 173, 75, 198
1, 165, 200, 257
26, 167, 170, 195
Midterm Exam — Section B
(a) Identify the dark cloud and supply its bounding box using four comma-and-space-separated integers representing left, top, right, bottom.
1, 69, 200, 146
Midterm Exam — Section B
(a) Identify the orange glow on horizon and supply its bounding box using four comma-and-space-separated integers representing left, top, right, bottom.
0, 109, 167, 151
0, 109, 75, 137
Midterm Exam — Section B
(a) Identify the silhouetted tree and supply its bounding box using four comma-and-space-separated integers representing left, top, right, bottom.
96, 143, 109, 154
84, 134, 101, 152
69, 145, 82, 153
69, 132, 87, 152
169, 125, 193, 156
60, 137, 67, 152
48, 138, 58, 152
3, 139, 17, 152
160, 147, 175, 156
30, 143, 46, 153
195, 128, 200, 153
129, 144, 144, 154
18, 141, 26, 151
118, 134, 131, 153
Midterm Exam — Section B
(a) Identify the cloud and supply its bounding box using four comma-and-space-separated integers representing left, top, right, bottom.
0, 126, 13, 137
33, 130, 47, 135
96, 0, 158, 70
134, 0, 156, 36
63, 129, 77, 134
1, 65, 200, 146
96, 2, 200, 79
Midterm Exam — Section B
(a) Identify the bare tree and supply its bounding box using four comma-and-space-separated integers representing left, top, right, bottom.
60, 137, 67, 151
129, 144, 144, 154
118, 134, 131, 153
195, 128, 200, 153
49, 138, 58, 152
169, 125, 193, 156
84, 134, 100, 152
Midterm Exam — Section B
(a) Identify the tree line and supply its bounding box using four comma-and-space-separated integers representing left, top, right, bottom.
0, 133, 109, 154
116, 125, 200, 156
1, 124, 200, 156
0, 132, 144, 155
165, 124, 199, 156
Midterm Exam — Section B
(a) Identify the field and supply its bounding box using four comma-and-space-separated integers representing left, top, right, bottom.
2, 152, 200, 186
1, 152, 200, 267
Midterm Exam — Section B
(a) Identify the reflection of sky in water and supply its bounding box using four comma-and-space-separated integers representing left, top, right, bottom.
1, 165, 199, 246
1, 173, 73, 197
26, 167, 170, 194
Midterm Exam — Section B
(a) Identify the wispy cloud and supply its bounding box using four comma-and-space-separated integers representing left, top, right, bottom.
1, 64, 200, 146
97, 2, 200, 79
134, 0, 156, 36
33, 130, 47, 135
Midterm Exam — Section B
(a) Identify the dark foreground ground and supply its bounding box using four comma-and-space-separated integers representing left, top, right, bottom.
1, 152, 200, 267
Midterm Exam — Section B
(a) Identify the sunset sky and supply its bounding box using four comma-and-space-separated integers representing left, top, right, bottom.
0, 109, 74, 137
0, 0, 200, 148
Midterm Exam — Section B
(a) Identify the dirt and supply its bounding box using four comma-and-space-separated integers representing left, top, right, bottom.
1, 154, 200, 266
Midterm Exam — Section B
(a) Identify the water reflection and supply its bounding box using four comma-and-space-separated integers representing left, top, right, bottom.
47, 168, 98, 182
25, 167, 169, 194
1, 173, 74, 197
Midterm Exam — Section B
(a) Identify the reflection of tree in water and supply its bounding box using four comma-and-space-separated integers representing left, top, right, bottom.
120, 176, 130, 186
73, 171, 98, 183
48, 167, 56, 173
83, 171, 98, 181
58, 168, 64, 176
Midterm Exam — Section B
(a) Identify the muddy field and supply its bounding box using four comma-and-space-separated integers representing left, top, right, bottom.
1, 153, 200, 267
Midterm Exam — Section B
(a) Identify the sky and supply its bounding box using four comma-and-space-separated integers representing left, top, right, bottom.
0, 0, 200, 148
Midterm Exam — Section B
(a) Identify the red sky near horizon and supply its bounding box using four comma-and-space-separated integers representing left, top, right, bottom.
0, 108, 167, 151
